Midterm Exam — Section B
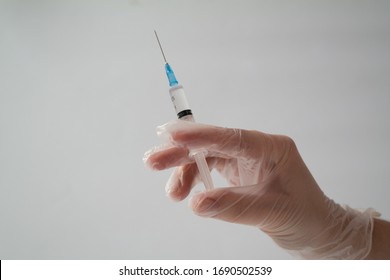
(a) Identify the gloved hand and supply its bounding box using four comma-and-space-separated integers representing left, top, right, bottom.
144, 120, 377, 259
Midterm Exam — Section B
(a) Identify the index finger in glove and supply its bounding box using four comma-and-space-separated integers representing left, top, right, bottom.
157, 120, 269, 159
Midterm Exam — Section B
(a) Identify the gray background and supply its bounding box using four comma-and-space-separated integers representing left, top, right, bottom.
0, 0, 389, 259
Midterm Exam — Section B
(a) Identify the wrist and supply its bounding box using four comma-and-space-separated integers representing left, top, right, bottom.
365, 218, 390, 259
292, 203, 377, 259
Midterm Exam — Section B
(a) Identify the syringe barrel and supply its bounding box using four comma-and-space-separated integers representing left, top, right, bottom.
169, 85, 193, 120
168, 84, 214, 190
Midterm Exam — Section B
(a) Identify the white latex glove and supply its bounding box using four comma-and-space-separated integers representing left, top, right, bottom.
144, 120, 377, 259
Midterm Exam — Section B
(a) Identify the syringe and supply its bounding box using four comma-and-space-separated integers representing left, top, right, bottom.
154, 30, 214, 191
